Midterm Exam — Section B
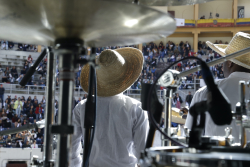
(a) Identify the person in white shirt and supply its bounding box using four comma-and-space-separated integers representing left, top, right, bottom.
30, 140, 38, 148
71, 48, 149, 167
208, 50, 214, 61
185, 32, 250, 143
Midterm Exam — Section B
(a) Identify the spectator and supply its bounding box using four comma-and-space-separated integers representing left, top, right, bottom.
8, 41, 14, 49
173, 93, 183, 109
16, 74, 24, 84
27, 96, 32, 102
21, 68, 26, 75
12, 114, 18, 123
0, 84, 4, 106
6, 95, 11, 104
18, 43, 23, 50
56, 77, 59, 87
151, 66, 156, 75
148, 50, 153, 60
33, 100, 38, 109
0, 136, 5, 147
31, 96, 37, 104
27, 109, 36, 123
14, 97, 23, 117
24, 61, 29, 72
38, 76, 45, 88
41, 96, 46, 104
76, 77, 80, 87
10, 66, 18, 78
36, 128, 43, 139
6, 135, 12, 148
1, 40, 8, 50
15, 133, 23, 148
28, 55, 33, 64
143, 76, 149, 83
82, 94, 87, 100
158, 48, 165, 62
219, 71, 224, 79
22, 140, 31, 148
185, 91, 193, 107
205, 56, 210, 62
151, 57, 157, 68
20, 114, 25, 123
31, 140, 38, 148
35, 104, 43, 121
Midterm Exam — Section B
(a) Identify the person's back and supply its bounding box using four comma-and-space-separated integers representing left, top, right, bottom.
185, 72, 250, 142
71, 94, 148, 167
71, 48, 148, 167
185, 32, 250, 143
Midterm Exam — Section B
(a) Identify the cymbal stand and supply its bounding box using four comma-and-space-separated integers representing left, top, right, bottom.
43, 47, 56, 167
162, 88, 173, 146
233, 81, 250, 147
50, 38, 83, 167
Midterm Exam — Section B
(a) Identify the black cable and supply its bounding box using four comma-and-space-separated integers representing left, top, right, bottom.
147, 56, 204, 147
84, 63, 97, 167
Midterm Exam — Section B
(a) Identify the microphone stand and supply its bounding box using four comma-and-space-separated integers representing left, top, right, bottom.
82, 48, 97, 167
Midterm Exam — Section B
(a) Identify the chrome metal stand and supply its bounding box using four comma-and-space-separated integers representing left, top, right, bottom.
43, 47, 56, 167
162, 88, 173, 146
50, 39, 83, 167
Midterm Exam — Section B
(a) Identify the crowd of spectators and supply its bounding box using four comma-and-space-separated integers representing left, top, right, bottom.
0, 90, 88, 148
1, 40, 38, 52
0, 54, 47, 89
0, 95, 46, 148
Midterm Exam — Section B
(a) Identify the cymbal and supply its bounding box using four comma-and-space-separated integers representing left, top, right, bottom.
104, 0, 219, 6
0, 0, 175, 47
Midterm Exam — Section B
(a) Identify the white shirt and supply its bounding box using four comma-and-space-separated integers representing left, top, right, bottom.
71, 94, 149, 167
31, 144, 38, 148
185, 72, 250, 143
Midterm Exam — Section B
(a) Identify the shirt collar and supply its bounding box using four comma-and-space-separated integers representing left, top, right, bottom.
227, 72, 250, 79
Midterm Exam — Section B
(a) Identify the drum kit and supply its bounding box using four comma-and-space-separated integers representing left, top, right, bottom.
0, 0, 249, 167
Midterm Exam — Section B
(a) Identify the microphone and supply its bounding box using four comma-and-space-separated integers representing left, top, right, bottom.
199, 61, 232, 125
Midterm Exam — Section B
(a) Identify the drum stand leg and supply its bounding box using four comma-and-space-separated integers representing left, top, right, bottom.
50, 39, 83, 167
43, 47, 56, 167
162, 88, 173, 146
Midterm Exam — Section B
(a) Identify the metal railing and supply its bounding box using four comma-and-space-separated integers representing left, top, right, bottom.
1, 79, 202, 100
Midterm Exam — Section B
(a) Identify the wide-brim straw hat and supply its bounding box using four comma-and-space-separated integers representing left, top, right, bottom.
80, 47, 143, 97
206, 32, 250, 69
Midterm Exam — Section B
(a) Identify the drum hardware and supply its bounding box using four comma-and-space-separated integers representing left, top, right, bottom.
231, 80, 250, 148
105, 0, 223, 6
159, 69, 185, 146
0, 1, 176, 166
140, 147, 250, 167
225, 127, 234, 146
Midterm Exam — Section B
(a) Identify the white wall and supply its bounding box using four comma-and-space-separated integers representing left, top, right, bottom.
168, 5, 194, 19
238, 0, 250, 18
199, 0, 233, 19
198, 37, 232, 44
150, 6, 168, 14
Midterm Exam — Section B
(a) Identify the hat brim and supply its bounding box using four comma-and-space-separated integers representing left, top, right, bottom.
207, 41, 250, 69
80, 47, 143, 97
206, 41, 228, 56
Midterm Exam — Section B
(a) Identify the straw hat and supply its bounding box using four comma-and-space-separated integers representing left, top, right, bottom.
206, 32, 250, 69
80, 47, 143, 97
